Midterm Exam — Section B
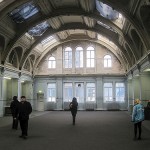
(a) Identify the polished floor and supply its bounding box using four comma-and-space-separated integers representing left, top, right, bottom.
0, 111, 150, 150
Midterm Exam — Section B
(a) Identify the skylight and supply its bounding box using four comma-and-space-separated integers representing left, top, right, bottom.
28, 21, 50, 36
41, 36, 53, 44
97, 21, 117, 33
8, 2, 39, 23
96, 0, 119, 20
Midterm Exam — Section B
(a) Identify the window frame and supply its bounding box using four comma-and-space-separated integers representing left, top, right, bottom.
115, 83, 125, 102
48, 56, 56, 69
86, 83, 96, 102
103, 82, 113, 102
64, 47, 72, 68
104, 55, 112, 68
75, 46, 83, 68
47, 83, 56, 102
86, 46, 95, 68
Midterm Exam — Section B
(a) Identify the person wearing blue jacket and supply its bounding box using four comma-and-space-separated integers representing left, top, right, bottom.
132, 99, 144, 140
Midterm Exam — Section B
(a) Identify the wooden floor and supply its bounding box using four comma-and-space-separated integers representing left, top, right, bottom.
0, 111, 150, 150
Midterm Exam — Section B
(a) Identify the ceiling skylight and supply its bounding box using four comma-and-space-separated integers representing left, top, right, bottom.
41, 36, 54, 44
96, 0, 119, 20
8, 2, 39, 23
28, 21, 50, 36
97, 21, 117, 33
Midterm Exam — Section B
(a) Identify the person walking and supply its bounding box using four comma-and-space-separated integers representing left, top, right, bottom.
69, 97, 78, 125
15, 96, 32, 139
10, 96, 19, 129
132, 99, 144, 140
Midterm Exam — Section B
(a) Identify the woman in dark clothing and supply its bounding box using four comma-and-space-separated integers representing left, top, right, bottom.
15, 96, 32, 139
69, 97, 78, 125
10, 96, 19, 129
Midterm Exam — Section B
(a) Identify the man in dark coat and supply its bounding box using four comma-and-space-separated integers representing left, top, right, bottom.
69, 97, 78, 125
15, 96, 32, 139
10, 96, 19, 129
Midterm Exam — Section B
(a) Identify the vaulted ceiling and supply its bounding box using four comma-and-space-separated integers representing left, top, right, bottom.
0, 0, 150, 74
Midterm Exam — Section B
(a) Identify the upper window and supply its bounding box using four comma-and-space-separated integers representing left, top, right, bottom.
8, 2, 39, 23
104, 55, 112, 68
86, 46, 95, 68
116, 83, 125, 102
64, 47, 72, 68
48, 57, 56, 69
75, 47, 83, 68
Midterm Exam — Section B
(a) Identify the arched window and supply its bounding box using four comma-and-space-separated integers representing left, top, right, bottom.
75, 46, 83, 68
48, 57, 56, 68
86, 46, 95, 67
64, 47, 72, 68
104, 55, 111, 67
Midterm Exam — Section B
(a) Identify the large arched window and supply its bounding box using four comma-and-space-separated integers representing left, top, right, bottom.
48, 57, 56, 68
64, 47, 72, 68
75, 46, 83, 68
86, 46, 95, 68
104, 55, 112, 67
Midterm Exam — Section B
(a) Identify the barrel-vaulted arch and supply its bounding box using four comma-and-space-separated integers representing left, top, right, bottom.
33, 38, 128, 73
1, 5, 141, 68
1, 8, 126, 62
8, 49, 19, 68
130, 29, 146, 58
18, 23, 131, 70
0, 0, 148, 72
140, 4, 150, 36
97, 0, 150, 49
23, 58, 32, 72
0, 34, 5, 54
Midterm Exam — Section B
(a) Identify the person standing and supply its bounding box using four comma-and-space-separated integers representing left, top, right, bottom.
15, 96, 32, 139
69, 97, 78, 125
132, 99, 144, 140
10, 96, 19, 129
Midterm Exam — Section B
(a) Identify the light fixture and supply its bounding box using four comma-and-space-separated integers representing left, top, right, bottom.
135, 74, 139, 77
4, 77, 11, 80
39, 90, 42, 93
144, 68, 150, 72
21, 81, 24, 83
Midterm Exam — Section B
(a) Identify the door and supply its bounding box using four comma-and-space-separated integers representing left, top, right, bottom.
37, 93, 44, 111
75, 83, 84, 110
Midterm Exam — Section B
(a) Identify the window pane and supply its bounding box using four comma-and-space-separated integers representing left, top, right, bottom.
91, 51, 95, 58
64, 47, 72, 68
104, 83, 113, 102
87, 51, 90, 58
91, 59, 94, 67
75, 83, 84, 103
87, 59, 90, 67
116, 83, 125, 102
108, 59, 111, 67
47, 83, 56, 102
86, 83, 95, 101
64, 83, 73, 102
48, 57, 56, 68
